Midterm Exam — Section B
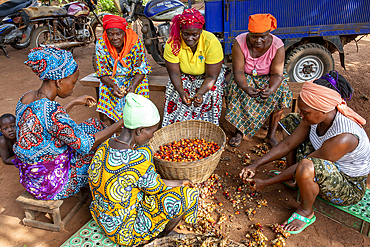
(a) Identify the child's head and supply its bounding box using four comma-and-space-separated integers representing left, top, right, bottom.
0, 114, 16, 140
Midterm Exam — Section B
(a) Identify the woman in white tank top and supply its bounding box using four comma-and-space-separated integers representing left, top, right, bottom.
239, 71, 369, 235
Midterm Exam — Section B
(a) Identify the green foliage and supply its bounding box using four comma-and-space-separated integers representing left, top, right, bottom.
97, 0, 119, 14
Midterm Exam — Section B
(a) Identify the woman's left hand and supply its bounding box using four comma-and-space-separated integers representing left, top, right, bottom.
259, 86, 273, 99
193, 93, 204, 107
125, 85, 135, 95
182, 179, 195, 188
74, 95, 96, 107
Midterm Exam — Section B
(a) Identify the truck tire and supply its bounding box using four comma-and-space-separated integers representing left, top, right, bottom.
285, 43, 334, 83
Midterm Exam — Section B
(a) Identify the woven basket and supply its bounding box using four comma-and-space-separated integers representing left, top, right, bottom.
142, 234, 244, 247
149, 120, 226, 183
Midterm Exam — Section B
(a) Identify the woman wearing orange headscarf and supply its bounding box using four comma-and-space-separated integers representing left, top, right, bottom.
95, 15, 151, 124
225, 14, 292, 147
240, 71, 370, 234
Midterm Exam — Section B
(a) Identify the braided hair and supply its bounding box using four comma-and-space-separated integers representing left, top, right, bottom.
313, 70, 353, 101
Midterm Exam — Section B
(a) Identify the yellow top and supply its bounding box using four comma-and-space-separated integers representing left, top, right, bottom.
164, 30, 224, 75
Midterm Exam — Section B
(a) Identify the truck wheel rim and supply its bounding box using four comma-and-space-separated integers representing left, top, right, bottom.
293, 55, 324, 83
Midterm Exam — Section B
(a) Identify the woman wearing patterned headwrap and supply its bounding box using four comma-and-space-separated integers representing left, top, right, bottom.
13, 47, 124, 200
225, 14, 292, 147
162, 8, 228, 127
240, 71, 370, 234
95, 15, 151, 124
88, 93, 199, 246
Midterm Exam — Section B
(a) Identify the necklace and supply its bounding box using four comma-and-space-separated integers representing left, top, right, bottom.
250, 41, 266, 77
114, 138, 133, 149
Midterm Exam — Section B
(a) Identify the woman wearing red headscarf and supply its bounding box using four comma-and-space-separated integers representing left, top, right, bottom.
162, 8, 229, 127
240, 71, 370, 234
95, 15, 151, 124
225, 14, 292, 147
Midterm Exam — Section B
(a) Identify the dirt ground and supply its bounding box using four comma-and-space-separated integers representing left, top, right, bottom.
1, 19, 370, 247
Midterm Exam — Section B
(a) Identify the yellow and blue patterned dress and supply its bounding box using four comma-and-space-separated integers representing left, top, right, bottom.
88, 139, 199, 246
95, 37, 152, 122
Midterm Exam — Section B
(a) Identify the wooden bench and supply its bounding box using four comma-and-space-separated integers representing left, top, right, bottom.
80, 73, 303, 117
80, 73, 169, 120
289, 82, 303, 113
16, 190, 88, 232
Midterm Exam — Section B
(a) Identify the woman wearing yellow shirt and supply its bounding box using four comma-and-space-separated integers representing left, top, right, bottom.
162, 8, 228, 127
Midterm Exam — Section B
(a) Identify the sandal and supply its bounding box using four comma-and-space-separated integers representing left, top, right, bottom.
228, 134, 243, 147
286, 212, 316, 234
267, 170, 298, 190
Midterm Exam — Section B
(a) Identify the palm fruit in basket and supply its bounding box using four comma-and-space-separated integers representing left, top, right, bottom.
154, 138, 220, 162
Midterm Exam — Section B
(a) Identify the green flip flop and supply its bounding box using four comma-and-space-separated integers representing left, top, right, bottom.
285, 212, 316, 234
267, 170, 298, 190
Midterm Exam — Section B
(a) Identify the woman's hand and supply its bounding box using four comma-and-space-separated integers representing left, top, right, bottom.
240, 164, 258, 182
245, 178, 266, 192
73, 95, 96, 106
259, 86, 273, 99
180, 91, 192, 107
112, 85, 124, 99
126, 85, 135, 95
245, 87, 260, 98
193, 93, 204, 107
182, 179, 195, 188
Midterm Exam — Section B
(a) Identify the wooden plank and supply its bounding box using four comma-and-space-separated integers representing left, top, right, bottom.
16, 191, 63, 209
289, 82, 303, 99
80, 73, 169, 92
23, 218, 61, 232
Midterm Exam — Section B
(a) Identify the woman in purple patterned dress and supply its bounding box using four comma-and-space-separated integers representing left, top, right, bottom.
13, 47, 123, 200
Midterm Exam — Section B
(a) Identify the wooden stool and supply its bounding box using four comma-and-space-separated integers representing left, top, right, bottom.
16, 190, 88, 231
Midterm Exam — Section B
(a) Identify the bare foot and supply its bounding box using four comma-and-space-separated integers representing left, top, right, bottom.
264, 136, 279, 147
229, 132, 244, 147
282, 207, 315, 232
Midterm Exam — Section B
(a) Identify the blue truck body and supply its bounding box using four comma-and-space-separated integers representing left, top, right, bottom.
204, 0, 370, 81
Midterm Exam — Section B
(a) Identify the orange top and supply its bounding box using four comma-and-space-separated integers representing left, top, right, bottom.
300, 80, 366, 126
248, 14, 277, 33
102, 28, 138, 77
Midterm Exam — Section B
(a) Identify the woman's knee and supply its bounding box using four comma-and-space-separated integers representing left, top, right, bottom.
296, 158, 315, 180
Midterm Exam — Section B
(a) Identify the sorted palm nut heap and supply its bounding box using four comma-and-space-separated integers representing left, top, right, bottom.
242, 223, 268, 247
269, 223, 290, 247
154, 138, 220, 162
175, 235, 244, 247
250, 143, 269, 156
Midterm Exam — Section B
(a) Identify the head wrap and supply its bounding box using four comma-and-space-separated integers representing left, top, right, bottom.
102, 14, 128, 31
123, 93, 160, 129
25, 47, 78, 81
300, 80, 366, 126
102, 15, 138, 77
248, 14, 277, 33
167, 8, 205, 56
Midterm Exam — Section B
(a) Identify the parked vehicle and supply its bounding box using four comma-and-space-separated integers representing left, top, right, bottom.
205, 0, 370, 82
92, 0, 187, 67
0, 0, 38, 57
25, 0, 101, 50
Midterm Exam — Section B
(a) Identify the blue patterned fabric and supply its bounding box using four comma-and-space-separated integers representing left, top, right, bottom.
14, 96, 106, 199
25, 47, 78, 81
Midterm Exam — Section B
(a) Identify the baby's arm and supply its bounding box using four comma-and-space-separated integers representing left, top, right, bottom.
0, 137, 14, 165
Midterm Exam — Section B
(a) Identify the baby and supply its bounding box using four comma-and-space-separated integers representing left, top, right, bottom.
0, 114, 16, 165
